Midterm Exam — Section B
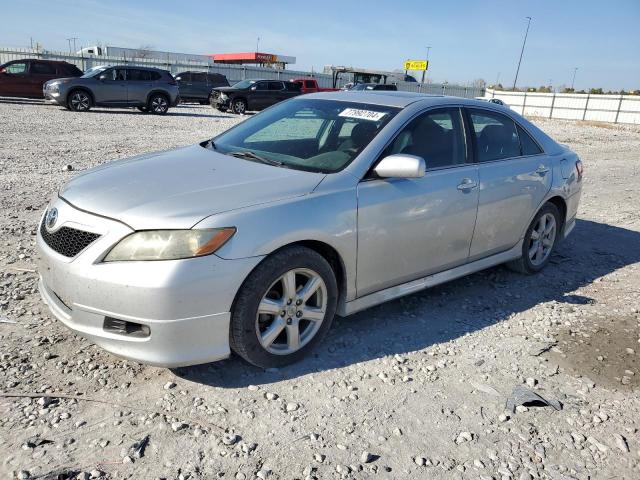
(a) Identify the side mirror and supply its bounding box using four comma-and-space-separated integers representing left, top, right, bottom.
98, 74, 107, 81
175, 76, 182, 81
374, 154, 426, 179
250, 85, 257, 91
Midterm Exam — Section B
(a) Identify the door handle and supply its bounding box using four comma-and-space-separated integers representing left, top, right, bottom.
535, 165, 550, 175
457, 178, 478, 191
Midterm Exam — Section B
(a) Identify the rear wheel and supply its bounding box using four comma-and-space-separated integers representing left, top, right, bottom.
148, 93, 169, 115
67, 90, 92, 112
231, 98, 247, 115
508, 203, 560, 274
230, 247, 338, 368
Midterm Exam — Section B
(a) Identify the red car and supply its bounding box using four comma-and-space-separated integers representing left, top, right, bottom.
0, 59, 82, 98
291, 78, 339, 94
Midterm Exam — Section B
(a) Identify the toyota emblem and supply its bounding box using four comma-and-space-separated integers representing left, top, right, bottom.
45, 208, 58, 230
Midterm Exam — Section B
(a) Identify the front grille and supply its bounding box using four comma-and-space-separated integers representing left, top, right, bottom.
40, 220, 100, 258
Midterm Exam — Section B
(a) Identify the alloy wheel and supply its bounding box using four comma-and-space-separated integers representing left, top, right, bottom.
528, 212, 556, 266
233, 100, 246, 114
151, 96, 168, 113
70, 92, 90, 111
255, 268, 327, 355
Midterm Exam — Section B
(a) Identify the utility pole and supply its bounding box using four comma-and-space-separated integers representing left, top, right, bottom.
66, 38, 72, 53
421, 46, 431, 83
256, 37, 260, 52
512, 16, 531, 90
571, 67, 578, 90
66, 37, 78, 53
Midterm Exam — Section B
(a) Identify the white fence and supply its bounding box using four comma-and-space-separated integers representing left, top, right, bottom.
486, 88, 640, 125
0, 47, 484, 98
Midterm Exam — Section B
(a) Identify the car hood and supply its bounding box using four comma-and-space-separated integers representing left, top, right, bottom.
60, 144, 325, 230
213, 86, 245, 93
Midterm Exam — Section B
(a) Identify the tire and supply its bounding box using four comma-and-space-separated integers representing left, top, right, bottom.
67, 90, 92, 112
508, 202, 561, 274
230, 246, 338, 368
231, 98, 247, 115
137, 106, 148, 113
148, 93, 169, 115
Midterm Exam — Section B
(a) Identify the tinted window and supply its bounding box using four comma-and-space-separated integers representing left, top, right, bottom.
268, 81, 284, 91
254, 82, 269, 91
304, 80, 315, 88
469, 110, 520, 162
128, 69, 152, 81
382, 108, 467, 169
516, 124, 543, 155
4, 62, 28, 74
176, 72, 190, 81
32, 62, 56, 75
285, 82, 301, 92
150, 71, 161, 81
192, 72, 207, 83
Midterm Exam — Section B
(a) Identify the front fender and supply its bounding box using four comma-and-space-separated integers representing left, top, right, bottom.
194, 186, 358, 301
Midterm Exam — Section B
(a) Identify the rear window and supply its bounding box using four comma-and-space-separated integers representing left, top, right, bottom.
304, 80, 315, 88
469, 109, 520, 162
192, 72, 207, 83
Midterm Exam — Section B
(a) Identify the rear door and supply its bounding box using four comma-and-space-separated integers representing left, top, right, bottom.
466, 108, 551, 259
30, 61, 61, 96
268, 81, 287, 105
176, 71, 193, 98
126, 69, 154, 105
0, 61, 30, 97
356, 107, 480, 295
94, 67, 128, 104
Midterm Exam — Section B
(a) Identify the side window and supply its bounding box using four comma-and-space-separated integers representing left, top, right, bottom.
111, 68, 127, 81
32, 62, 56, 75
192, 72, 207, 83
254, 82, 269, 91
304, 80, 315, 88
176, 72, 190, 81
4, 62, 28, 74
150, 71, 161, 81
469, 110, 520, 162
516, 124, 543, 156
127, 69, 145, 81
268, 81, 284, 91
381, 108, 467, 169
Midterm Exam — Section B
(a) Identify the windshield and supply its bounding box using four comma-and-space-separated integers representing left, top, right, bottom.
232, 79, 257, 89
208, 99, 400, 173
81, 66, 109, 78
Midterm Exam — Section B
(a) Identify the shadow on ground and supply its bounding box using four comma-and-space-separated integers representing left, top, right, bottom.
175, 220, 639, 388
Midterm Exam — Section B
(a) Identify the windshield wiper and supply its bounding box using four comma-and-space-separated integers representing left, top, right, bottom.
227, 150, 283, 167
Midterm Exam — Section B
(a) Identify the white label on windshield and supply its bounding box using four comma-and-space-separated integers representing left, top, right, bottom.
339, 108, 387, 121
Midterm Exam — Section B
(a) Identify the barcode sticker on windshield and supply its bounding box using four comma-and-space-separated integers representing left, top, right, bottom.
339, 108, 387, 121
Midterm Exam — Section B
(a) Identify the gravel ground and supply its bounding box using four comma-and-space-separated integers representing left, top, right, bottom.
1, 99, 639, 480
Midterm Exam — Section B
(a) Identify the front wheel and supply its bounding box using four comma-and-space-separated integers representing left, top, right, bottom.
231, 98, 247, 115
148, 94, 169, 115
230, 247, 338, 368
508, 203, 561, 274
67, 90, 92, 112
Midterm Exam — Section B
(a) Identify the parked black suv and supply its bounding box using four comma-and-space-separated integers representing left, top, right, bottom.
211, 79, 302, 114
175, 71, 229, 104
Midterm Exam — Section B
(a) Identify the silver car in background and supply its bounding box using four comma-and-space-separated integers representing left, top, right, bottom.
37, 92, 583, 367
43, 65, 179, 114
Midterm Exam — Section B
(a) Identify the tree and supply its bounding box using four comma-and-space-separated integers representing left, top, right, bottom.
589, 87, 603, 94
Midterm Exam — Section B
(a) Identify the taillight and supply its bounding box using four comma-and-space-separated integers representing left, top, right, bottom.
575, 160, 584, 180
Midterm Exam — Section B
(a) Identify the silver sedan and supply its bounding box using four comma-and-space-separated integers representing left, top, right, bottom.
37, 92, 583, 367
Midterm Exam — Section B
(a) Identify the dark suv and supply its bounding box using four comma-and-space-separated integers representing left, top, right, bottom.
0, 59, 82, 98
175, 71, 229, 104
211, 79, 302, 114
43, 65, 180, 114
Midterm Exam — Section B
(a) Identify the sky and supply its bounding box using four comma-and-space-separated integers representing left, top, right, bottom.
1, 0, 639, 91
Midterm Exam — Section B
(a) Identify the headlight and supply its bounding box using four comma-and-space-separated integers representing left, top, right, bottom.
220, 93, 228, 100
103, 228, 236, 262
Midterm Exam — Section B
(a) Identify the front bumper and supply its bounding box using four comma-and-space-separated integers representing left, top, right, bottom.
43, 86, 64, 105
37, 198, 263, 367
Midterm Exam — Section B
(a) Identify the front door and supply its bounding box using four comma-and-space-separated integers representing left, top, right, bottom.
357, 107, 480, 296
94, 67, 128, 105
466, 108, 552, 259
29, 61, 59, 96
0, 61, 30, 97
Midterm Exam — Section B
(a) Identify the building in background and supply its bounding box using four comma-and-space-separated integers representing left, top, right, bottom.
208, 52, 296, 70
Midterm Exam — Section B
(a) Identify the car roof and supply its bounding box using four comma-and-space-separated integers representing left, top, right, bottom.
302, 91, 511, 110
